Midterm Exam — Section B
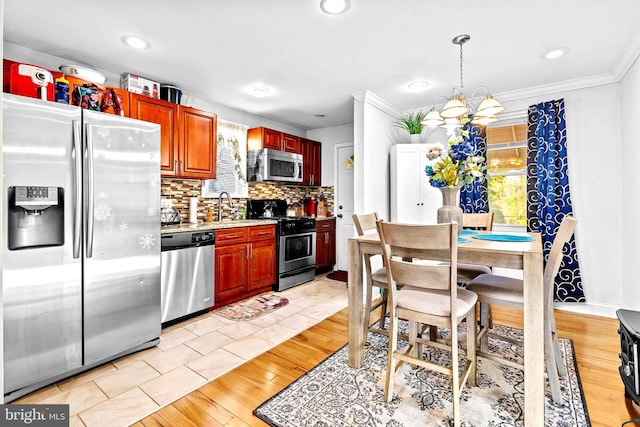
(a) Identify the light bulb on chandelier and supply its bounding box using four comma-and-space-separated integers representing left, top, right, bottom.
422, 34, 504, 130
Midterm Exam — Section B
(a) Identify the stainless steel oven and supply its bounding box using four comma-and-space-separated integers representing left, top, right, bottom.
278, 219, 316, 291
247, 199, 316, 291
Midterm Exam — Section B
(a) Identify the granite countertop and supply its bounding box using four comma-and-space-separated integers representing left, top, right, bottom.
161, 219, 278, 234
316, 216, 335, 221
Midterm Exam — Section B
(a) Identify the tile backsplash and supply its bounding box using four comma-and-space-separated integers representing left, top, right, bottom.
161, 178, 334, 223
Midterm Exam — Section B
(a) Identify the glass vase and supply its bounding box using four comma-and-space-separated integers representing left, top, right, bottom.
437, 186, 463, 235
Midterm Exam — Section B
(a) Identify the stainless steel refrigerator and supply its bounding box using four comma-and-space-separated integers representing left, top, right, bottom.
2, 94, 162, 402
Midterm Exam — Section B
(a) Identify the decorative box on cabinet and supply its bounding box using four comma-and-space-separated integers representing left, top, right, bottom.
214, 225, 277, 308
390, 144, 442, 224
248, 127, 301, 153
301, 138, 321, 186
315, 218, 336, 273
129, 93, 216, 179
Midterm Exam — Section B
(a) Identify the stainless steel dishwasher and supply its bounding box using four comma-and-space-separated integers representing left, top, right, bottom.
161, 230, 215, 324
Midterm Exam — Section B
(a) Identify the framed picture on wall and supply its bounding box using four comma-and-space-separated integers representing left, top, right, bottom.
202, 120, 249, 198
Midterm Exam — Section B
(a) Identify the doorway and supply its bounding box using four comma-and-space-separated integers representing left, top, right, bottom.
334, 143, 354, 271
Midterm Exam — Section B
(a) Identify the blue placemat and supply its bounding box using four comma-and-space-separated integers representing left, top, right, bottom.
472, 233, 535, 242
457, 237, 472, 243
460, 229, 478, 236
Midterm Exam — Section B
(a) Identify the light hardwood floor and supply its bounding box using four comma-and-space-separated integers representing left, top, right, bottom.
134, 304, 637, 427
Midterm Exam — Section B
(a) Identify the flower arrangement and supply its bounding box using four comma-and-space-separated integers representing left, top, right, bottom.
424, 125, 488, 188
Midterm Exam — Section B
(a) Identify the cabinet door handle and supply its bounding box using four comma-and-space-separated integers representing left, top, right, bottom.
325, 233, 329, 244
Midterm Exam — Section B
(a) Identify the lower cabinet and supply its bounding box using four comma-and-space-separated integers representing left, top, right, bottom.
315, 218, 336, 273
214, 224, 277, 308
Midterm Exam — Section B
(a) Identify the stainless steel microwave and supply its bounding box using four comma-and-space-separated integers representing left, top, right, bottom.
247, 149, 303, 183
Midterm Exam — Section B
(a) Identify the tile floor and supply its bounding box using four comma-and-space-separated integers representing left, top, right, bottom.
14, 274, 349, 427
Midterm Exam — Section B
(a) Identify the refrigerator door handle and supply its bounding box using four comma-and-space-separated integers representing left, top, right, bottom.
85, 123, 95, 258
72, 120, 82, 259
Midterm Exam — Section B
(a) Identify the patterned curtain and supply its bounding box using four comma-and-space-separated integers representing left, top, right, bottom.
460, 123, 489, 213
526, 99, 585, 302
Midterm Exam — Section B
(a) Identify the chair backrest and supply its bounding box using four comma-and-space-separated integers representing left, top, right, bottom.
544, 215, 577, 290
377, 221, 458, 299
353, 212, 383, 282
353, 212, 380, 236
462, 212, 494, 231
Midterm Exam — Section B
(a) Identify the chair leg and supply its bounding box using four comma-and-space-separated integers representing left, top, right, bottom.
544, 312, 564, 404
549, 310, 567, 377
377, 288, 389, 329
451, 320, 461, 427
479, 302, 490, 353
384, 312, 398, 403
363, 284, 373, 338
466, 309, 477, 386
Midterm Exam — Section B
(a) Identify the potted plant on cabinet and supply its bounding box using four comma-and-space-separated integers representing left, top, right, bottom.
396, 111, 426, 143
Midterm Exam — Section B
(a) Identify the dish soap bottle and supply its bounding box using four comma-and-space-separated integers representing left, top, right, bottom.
206, 206, 214, 222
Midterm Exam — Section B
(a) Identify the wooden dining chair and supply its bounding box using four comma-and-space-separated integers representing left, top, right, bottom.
466, 214, 577, 405
377, 220, 477, 427
457, 212, 495, 284
352, 212, 390, 336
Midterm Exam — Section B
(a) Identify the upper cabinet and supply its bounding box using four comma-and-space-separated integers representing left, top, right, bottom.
301, 138, 321, 186
129, 94, 216, 179
178, 106, 217, 179
248, 127, 301, 153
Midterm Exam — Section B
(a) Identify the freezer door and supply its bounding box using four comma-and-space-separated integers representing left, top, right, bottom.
82, 110, 161, 365
2, 94, 83, 393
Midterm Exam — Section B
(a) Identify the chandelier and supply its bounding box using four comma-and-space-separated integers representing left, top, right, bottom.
422, 34, 504, 130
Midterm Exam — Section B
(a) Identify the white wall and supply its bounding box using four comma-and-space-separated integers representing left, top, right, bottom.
622, 56, 640, 309
306, 123, 354, 187
352, 91, 401, 220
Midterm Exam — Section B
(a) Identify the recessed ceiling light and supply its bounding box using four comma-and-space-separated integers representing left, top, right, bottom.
319, 0, 350, 14
543, 47, 569, 60
407, 80, 430, 92
122, 36, 150, 49
248, 84, 271, 97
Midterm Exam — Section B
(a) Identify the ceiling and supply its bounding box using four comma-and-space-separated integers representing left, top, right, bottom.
4, 0, 640, 131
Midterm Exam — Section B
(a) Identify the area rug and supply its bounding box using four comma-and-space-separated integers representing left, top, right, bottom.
254, 322, 590, 426
212, 293, 288, 321
326, 270, 348, 282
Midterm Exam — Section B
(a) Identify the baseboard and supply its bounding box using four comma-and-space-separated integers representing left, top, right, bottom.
555, 302, 619, 319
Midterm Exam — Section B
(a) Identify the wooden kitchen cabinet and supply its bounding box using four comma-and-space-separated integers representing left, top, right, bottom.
315, 218, 336, 273
301, 138, 321, 186
248, 127, 301, 153
129, 93, 216, 179
129, 94, 179, 176
214, 224, 276, 308
179, 106, 217, 179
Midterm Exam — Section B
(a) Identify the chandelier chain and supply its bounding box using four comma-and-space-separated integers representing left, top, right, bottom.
459, 42, 464, 93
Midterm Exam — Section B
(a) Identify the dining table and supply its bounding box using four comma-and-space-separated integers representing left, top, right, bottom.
347, 229, 544, 426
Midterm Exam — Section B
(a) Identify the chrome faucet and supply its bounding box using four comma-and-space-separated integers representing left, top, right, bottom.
218, 191, 234, 221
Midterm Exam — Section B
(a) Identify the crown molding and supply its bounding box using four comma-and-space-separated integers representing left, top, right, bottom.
495, 72, 617, 103
614, 23, 640, 80
352, 90, 402, 117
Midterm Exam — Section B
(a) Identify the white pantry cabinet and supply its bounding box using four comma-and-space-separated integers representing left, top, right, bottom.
390, 144, 442, 224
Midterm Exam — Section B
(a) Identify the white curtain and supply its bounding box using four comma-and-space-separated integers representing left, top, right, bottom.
202, 120, 249, 198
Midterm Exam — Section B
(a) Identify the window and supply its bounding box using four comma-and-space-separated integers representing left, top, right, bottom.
486, 124, 527, 226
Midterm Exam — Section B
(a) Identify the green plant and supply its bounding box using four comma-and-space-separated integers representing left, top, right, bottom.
396, 111, 426, 135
